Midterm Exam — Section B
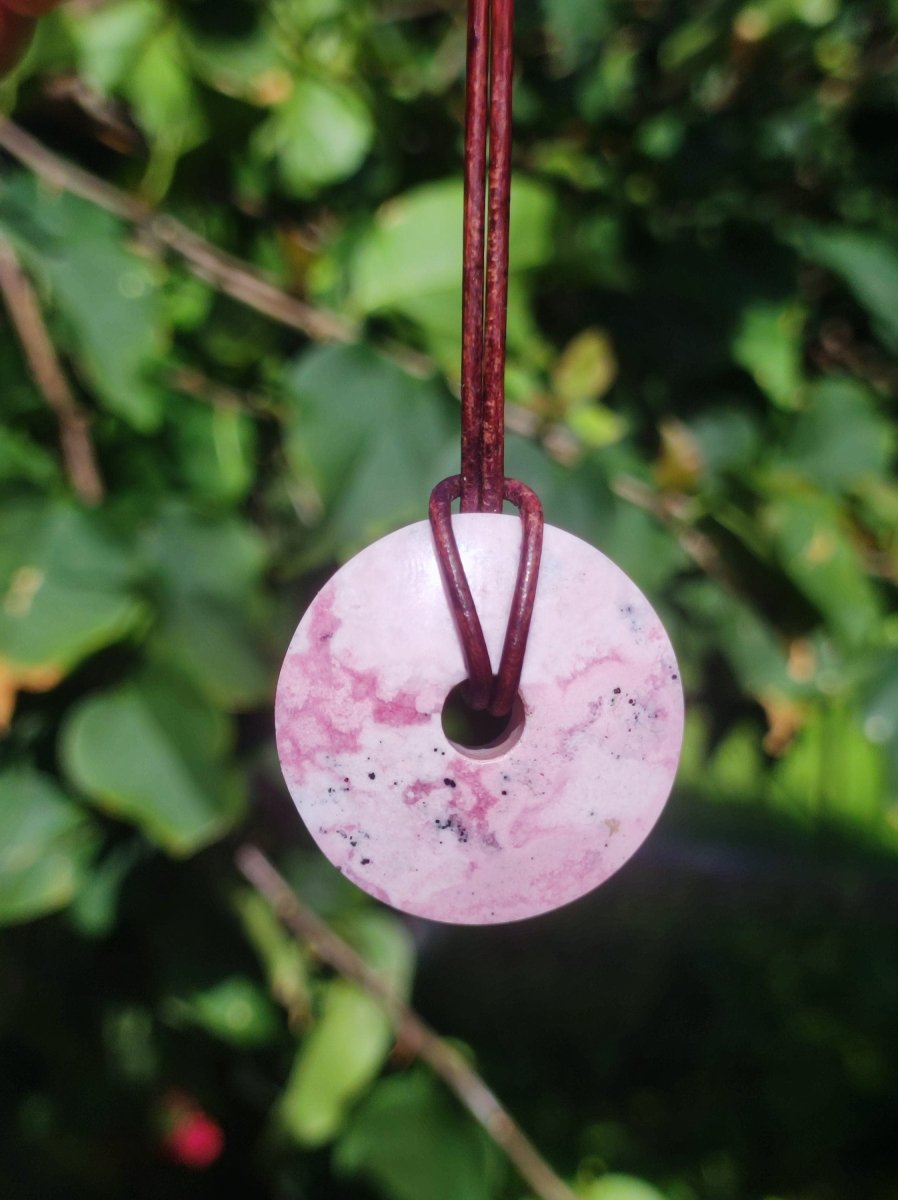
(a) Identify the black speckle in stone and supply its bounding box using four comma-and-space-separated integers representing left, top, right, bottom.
368, 772, 376, 780
435, 815, 468, 842
613, 687, 621, 694
501, 790, 507, 796
327, 787, 335, 794
443, 778, 456, 788
361, 857, 371, 865
628, 698, 636, 706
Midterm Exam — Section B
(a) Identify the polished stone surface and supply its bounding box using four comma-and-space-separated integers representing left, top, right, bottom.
276, 515, 683, 924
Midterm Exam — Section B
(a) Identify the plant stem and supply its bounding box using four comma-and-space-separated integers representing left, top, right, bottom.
0, 236, 104, 504
235, 844, 578, 1200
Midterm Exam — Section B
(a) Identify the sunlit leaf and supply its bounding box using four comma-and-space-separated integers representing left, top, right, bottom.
732, 300, 805, 409
349, 177, 555, 314
0, 500, 144, 700
60, 668, 245, 855
763, 492, 881, 646
256, 76, 373, 196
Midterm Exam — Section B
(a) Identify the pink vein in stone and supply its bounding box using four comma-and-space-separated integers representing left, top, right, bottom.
278, 590, 431, 787
441, 758, 503, 849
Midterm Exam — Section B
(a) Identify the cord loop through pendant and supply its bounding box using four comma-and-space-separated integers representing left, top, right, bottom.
429, 0, 544, 718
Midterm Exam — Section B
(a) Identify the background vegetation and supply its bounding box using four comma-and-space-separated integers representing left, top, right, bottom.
1, 0, 897, 1197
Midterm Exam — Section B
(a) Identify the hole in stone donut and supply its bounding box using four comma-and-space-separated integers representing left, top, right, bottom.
440, 680, 526, 760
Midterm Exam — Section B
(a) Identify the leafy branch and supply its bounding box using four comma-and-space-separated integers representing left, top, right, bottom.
236, 844, 578, 1200
0, 118, 357, 345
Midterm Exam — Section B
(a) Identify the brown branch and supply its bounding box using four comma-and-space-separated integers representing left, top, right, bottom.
0, 236, 104, 504
166, 364, 283, 419
611, 474, 733, 589
235, 844, 577, 1200
0, 118, 358, 345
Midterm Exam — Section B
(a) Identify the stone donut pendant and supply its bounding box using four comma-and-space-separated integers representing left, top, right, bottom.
275, 514, 683, 925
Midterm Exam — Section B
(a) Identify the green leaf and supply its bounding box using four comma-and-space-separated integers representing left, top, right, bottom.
0, 499, 144, 673
164, 975, 281, 1047
335, 1070, 496, 1200
235, 888, 311, 1023
689, 409, 761, 479
279, 912, 413, 1146
0, 427, 59, 487
67, 0, 161, 91
778, 376, 893, 491
861, 652, 898, 748
125, 26, 208, 199
577, 1177, 669, 1200
60, 668, 245, 856
68, 838, 146, 938
349, 177, 555, 314
796, 225, 898, 352
337, 909, 415, 996
763, 492, 881, 646
771, 704, 892, 844
541, 0, 612, 70
256, 76, 374, 196
281, 344, 456, 563
171, 401, 258, 506
552, 328, 618, 406
279, 980, 394, 1146
732, 300, 805, 409
677, 579, 792, 699
0, 767, 99, 926
142, 507, 271, 710
0, 174, 165, 430
183, 23, 288, 101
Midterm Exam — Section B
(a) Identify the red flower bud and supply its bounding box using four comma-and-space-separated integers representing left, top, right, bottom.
160, 1092, 224, 1170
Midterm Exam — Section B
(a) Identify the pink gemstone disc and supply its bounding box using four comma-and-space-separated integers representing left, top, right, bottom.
275, 515, 683, 925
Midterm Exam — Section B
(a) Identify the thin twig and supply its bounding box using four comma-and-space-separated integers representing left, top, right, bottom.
167, 364, 284, 420
236, 844, 577, 1200
0, 236, 104, 504
0, 119, 357, 345
611, 474, 733, 588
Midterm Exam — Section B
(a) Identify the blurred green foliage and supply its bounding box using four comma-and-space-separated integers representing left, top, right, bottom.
1, 0, 897, 1197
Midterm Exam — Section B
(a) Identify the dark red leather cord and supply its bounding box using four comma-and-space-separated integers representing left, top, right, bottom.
480, 0, 513, 515
429, 0, 544, 718
459, 0, 488, 514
